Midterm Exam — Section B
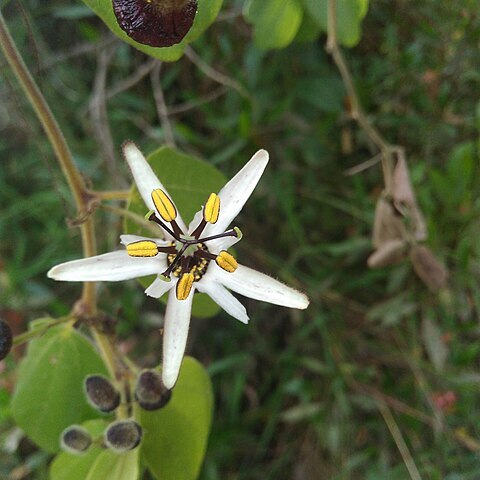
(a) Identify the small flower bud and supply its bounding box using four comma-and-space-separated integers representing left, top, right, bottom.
0, 320, 12, 361
105, 419, 142, 452
61, 425, 92, 454
84, 375, 120, 413
135, 370, 172, 411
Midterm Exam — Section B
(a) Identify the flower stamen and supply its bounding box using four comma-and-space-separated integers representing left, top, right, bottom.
126, 240, 159, 257
215, 251, 238, 273
176, 273, 194, 300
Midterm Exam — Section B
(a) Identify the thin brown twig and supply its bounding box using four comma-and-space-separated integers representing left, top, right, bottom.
378, 403, 423, 480
326, 0, 396, 194
106, 57, 157, 100
90, 44, 118, 180
151, 61, 176, 147
184, 46, 251, 100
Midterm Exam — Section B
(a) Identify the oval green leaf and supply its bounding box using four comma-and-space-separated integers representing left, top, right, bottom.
81, 0, 223, 61
244, 0, 303, 50
140, 357, 213, 480
11, 324, 108, 453
125, 146, 227, 318
302, 0, 369, 47
86, 448, 140, 480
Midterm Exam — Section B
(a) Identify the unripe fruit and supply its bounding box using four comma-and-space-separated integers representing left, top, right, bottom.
0, 320, 12, 361
61, 425, 92, 453
105, 419, 142, 452
135, 369, 172, 411
84, 375, 120, 413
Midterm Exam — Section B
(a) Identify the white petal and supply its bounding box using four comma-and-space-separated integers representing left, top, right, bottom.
191, 150, 269, 237
162, 288, 194, 389
145, 276, 174, 298
210, 263, 309, 310
120, 234, 169, 247
196, 278, 249, 324
123, 142, 187, 233
47, 250, 165, 281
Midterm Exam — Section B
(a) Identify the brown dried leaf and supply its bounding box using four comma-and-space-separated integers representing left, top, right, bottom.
393, 155, 416, 207
367, 239, 407, 268
372, 197, 406, 248
411, 245, 448, 292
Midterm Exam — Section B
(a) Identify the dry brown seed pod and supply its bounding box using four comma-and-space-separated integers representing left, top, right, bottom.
112, 0, 198, 48
410, 245, 448, 292
61, 425, 92, 454
0, 320, 12, 361
135, 369, 172, 411
372, 197, 406, 248
367, 239, 408, 268
84, 375, 120, 413
105, 419, 143, 452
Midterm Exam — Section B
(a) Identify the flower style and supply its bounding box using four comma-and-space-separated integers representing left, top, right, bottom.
48, 142, 309, 389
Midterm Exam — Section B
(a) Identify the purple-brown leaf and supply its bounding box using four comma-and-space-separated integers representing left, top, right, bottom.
112, 0, 198, 47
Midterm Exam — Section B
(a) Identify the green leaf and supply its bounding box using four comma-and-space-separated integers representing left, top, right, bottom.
140, 357, 213, 480
86, 448, 140, 480
125, 146, 227, 318
302, 0, 369, 47
11, 324, 108, 453
244, 0, 304, 50
81, 0, 223, 61
50, 420, 108, 480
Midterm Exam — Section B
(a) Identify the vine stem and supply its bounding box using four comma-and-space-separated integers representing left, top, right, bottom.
0, 11, 97, 311
325, 0, 396, 194
0, 11, 128, 410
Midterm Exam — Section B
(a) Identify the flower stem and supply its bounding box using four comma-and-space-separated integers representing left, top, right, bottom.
13, 316, 73, 347
0, 11, 128, 412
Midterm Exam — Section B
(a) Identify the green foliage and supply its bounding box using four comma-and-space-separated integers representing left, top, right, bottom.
85, 448, 140, 480
303, 0, 369, 47
125, 146, 226, 318
140, 357, 214, 480
11, 324, 108, 453
244, 0, 369, 49
50, 358, 212, 480
244, 0, 304, 50
81, 0, 223, 61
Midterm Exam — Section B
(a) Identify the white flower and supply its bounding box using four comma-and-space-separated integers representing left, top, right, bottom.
48, 142, 309, 389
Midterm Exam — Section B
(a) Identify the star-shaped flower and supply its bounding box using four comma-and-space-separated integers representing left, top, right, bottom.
48, 143, 309, 389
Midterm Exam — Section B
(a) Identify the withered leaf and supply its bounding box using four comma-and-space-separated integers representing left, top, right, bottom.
367, 238, 407, 268
411, 245, 448, 292
372, 197, 406, 248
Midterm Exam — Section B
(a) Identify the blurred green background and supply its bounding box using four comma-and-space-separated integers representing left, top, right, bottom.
1, 0, 480, 478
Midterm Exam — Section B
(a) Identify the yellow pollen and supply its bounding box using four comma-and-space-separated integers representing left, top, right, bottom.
204, 193, 220, 224
176, 273, 194, 300
151, 189, 177, 222
216, 251, 238, 273
126, 240, 158, 257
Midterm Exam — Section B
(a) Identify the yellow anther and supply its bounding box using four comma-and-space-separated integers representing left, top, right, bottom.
203, 193, 220, 224
176, 273, 194, 300
126, 241, 158, 257
215, 251, 238, 273
151, 189, 177, 222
